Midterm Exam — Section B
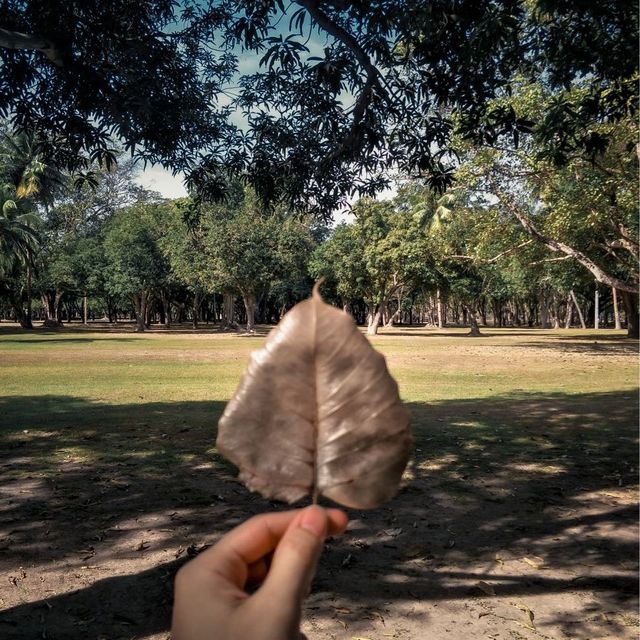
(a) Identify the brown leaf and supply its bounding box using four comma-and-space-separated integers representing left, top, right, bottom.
475, 580, 496, 596
514, 603, 536, 629
332, 606, 353, 615
216, 284, 412, 509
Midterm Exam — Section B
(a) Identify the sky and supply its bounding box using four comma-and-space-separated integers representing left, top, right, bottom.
134, 164, 398, 227
134, 165, 188, 199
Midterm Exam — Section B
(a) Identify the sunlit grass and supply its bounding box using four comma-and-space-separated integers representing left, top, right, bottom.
1, 326, 636, 409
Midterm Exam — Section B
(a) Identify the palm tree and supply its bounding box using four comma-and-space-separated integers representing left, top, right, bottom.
0, 130, 69, 327
0, 186, 40, 272
0, 184, 40, 327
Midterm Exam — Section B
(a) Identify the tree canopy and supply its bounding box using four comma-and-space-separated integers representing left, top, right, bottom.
1, 1, 636, 214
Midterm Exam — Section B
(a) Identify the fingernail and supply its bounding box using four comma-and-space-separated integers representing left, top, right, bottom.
300, 506, 326, 538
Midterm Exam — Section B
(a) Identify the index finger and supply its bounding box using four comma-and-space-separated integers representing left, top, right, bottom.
192, 508, 347, 588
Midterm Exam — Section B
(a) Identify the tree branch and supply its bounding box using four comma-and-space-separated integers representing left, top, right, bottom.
0, 27, 63, 66
446, 240, 533, 264
528, 255, 574, 266
490, 178, 638, 293
607, 217, 640, 259
295, 0, 383, 164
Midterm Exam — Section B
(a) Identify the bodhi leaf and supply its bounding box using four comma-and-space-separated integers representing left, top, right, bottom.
216, 284, 412, 509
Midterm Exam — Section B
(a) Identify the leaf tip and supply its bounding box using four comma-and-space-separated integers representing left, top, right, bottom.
312, 278, 325, 300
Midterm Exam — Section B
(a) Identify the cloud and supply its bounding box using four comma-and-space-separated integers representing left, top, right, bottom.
135, 165, 187, 199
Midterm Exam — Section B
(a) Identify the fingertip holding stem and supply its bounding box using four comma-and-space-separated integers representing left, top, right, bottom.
299, 505, 327, 539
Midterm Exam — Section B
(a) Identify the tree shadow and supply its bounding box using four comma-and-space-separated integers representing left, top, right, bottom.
0, 390, 637, 638
0, 337, 141, 345
512, 340, 638, 356
376, 328, 573, 338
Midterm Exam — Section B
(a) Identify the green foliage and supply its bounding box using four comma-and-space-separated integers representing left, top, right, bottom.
1, 1, 635, 213
455, 80, 639, 297
103, 203, 171, 301
161, 198, 215, 297
0, 183, 39, 278
203, 187, 313, 299
311, 197, 436, 320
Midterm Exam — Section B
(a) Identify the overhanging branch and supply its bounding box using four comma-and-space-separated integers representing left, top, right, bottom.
447, 240, 533, 264
0, 27, 63, 66
295, 0, 384, 164
490, 177, 638, 294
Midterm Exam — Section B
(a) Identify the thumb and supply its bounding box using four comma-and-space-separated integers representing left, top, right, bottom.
258, 506, 328, 605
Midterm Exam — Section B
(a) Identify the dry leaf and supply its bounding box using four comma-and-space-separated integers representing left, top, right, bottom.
522, 555, 546, 569
217, 284, 412, 509
476, 580, 496, 596
514, 603, 536, 629
515, 603, 535, 619
332, 607, 353, 615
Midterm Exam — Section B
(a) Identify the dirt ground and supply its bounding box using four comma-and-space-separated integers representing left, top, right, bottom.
0, 326, 637, 639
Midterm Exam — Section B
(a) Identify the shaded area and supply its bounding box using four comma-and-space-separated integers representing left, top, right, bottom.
0, 323, 272, 338
0, 390, 638, 639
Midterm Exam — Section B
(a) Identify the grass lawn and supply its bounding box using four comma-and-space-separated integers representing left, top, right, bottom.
0, 324, 637, 639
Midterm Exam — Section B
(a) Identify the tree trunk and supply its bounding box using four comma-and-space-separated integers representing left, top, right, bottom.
41, 290, 63, 326
539, 291, 549, 328
464, 302, 481, 336
221, 292, 236, 329
612, 287, 622, 330
368, 308, 382, 335
551, 293, 561, 329
133, 292, 148, 332
569, 290, 587, 329
387, 306, 402, 327
621, 290, 639, 339
594, 283, 600, 330
83, 292, 88, 324
192, 292, 200, 329
480, 300, 487, 326
564, 293, 573, 328
242, 292, 256, 332
12, 300, 31, 328
23, 250, 33, 329
513, 300, 521, 326
436, 289, 444, 328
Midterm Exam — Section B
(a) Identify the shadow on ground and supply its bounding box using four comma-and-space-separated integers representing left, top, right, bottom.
0, 390, 637, 638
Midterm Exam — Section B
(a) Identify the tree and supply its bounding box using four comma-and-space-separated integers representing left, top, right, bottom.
455, 81, 639, 337
161, 199, 217, 329
0, 183, 40, 326
103, 202, 171, 332
0, 128, 69, 327
1, 2, 635, 213
311, 197, 435, 334
204, 187, 312, 331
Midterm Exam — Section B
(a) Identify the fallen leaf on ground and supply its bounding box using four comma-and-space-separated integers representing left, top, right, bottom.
364, 610, 385, 625
341, 553, 355, 568
521, 556, 546, 569
514, 603, 536, 630
475, 581, 496, 596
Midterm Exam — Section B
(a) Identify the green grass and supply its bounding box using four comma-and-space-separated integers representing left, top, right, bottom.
0, 324, 637, 482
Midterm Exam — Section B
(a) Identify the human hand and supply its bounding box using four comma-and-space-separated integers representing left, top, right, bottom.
171, 506, 349, 640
